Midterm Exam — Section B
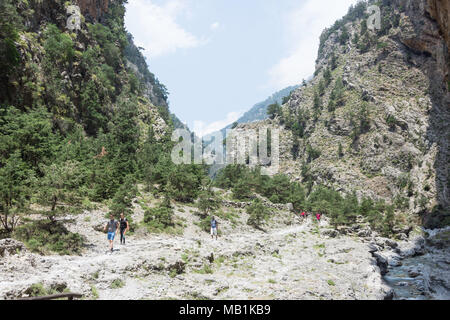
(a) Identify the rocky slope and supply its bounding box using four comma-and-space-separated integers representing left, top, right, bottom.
76, 0, 112, 22
1, 188, 447, 300
0, 191, 393, 300
223, 85, 299, 130
1, 0, 170, 139
239, 0, 449, 229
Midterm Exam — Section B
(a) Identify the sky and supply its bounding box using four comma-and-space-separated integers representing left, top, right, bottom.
125, 0, 358, 136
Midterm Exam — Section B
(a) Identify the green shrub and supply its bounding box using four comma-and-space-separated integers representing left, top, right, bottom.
247, 199, 270, 229
91, 285, 99, 300
306, 143, 321, 163
43, 24, 75, 65
195, 264, 213, 274
328, 77, 345, 112
110, 279, 125, 289
232, 180, 253, 201
26, 283, 47, 297
13, 221, 84, 255
267, 103, 282, 120
144, 206, 174, 232
166, 165, 204, 203
197, 190, 220, 216
377, 42, 388, 49
386, 114, 397, 129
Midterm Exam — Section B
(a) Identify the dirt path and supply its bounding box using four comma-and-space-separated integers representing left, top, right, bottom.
0, 209, 393, 300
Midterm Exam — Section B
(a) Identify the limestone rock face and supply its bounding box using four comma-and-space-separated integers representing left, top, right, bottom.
399, 0, 449, 87
426, 0, 449, 51
0, 239, 26, 257
238, 0, 449, 229
75, 0, 111, 22
6, 0, 170, 142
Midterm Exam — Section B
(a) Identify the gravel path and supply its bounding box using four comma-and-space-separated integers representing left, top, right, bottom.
0, 204, 393, 300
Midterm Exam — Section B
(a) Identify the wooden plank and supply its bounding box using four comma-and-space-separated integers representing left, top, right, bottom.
16, 293, 83, 301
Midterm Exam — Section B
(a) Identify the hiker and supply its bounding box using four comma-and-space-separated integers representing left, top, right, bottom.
210, 216, 219, 240
301, 211, 306, 219
316, 213, 322, 223
119, 213, 130, 245
104, 214, 119, 253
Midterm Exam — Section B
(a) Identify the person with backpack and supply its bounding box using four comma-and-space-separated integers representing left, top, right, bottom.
316, 213, 322, 223
119, 212, 130, 245
210, 216, 219, 240
104, 214, 119, 253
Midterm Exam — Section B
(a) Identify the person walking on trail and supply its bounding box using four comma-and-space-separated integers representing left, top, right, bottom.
119, 213, 130, 245
301, 211, 306, 219
210, 216, 219, 240
104, 214, 119, 253
316, 213, 322, 224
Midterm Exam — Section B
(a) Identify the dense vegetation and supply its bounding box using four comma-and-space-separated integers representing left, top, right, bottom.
0, 0, 429, 255
0, 0, 208, 253
317, 0, 401, 59
215, 165, 399, 237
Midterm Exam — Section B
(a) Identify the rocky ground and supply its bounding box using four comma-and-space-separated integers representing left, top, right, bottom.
0, 192, 448, 300
380, 227, 450, 300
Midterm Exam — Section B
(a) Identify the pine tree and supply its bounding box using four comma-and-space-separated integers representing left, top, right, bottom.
197, 190, 219, 217
324, 68, 332, 87
338, 143, 344, 158
232, 179, 252, 201
267, 103, 282, 120
0, 151, 33, 232
247, 199, 270, 229
38, 161, 83, 222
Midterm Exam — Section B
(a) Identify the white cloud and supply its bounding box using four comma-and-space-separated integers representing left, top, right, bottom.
210, 22, 220, 31
125, 0, 205, 58
193, 111, 243, 137
268, 0, 359, 89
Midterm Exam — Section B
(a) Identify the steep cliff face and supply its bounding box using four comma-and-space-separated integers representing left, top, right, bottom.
242, 0, 449, 228
76, 0, 111, 22
398, 0, 449, 88
1, 0, 170, 139
426, 0, 449, 51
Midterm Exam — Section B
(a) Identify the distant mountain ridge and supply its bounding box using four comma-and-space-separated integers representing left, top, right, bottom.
222, 85, 299, 132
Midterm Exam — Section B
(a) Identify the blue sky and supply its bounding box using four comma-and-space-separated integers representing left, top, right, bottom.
125, 0, 358, 136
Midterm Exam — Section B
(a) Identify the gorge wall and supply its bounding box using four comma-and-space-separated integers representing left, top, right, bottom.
75, 0, 111, 22
240, 0, 449, 228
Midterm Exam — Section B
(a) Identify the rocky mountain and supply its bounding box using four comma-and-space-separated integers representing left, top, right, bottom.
237, 0, 449, 229
224, 85, 300, 131
1, 184, 448, 300
0, 0, 171, 139
0, 0, 181, 234
1, 0, 449, 302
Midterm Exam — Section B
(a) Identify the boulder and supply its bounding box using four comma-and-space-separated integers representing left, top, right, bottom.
385, 239, 399, 249
358, 229, 372, 238
321, 229, 339, 238
337, 226, 351, 235
93, 223, 106, 233
397, 233, 408, 241
388, 257, 402, 267
368, 243, 380, 253
372, 252, 389, 275
0, 239, 26, 257
408, 268, 421, 278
